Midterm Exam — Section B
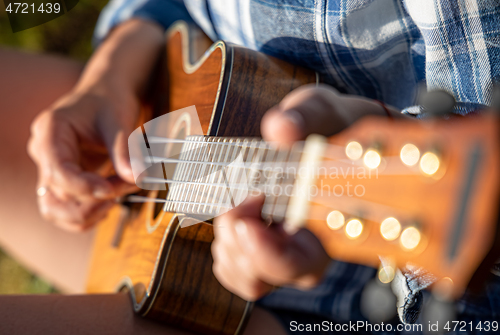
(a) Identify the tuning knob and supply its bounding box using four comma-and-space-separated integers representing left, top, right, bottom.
420, 90, 456, 117
360, 277, 397, 323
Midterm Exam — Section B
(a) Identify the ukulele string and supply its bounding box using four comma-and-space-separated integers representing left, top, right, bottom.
123, 195, 339, 220
126, 191, 404, 223
130, 136, 423, 219
145, 135, 348, 161
143, 155, 421, 176
146, 135, 429, 175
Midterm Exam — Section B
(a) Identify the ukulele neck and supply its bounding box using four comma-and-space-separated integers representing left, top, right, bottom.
158, 134, 325, 225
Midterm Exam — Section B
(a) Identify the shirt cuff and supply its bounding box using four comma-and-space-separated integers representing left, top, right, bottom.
402, 102, 488, 118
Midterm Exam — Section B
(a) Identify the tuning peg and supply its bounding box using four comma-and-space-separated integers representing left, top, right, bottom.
360, 277, 397, 323
420, 90, 456, 117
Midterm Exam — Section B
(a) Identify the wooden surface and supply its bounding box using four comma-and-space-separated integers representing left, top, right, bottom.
214, 44, 317, 137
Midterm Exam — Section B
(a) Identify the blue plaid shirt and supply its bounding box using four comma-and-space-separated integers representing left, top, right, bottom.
94, 0, 500, 332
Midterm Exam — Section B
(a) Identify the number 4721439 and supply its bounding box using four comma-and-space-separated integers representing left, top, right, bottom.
444, 321, 499, 332
5, 2, 61, 14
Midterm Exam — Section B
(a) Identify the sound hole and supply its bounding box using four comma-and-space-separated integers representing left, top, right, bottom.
154, 189, 168, 218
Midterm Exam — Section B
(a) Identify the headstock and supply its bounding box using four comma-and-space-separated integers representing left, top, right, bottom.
304, 113, 500, 299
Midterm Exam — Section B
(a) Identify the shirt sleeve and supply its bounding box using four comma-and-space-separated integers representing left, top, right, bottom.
93, 0, 194, 46
402, 0, 500, 116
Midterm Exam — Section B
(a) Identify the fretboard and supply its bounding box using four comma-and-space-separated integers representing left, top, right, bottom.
155, 135, 304, 222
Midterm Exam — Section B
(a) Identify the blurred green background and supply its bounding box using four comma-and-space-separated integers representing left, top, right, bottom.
0, 0, 107, 294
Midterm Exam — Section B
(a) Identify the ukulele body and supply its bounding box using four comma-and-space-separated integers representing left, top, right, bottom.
86, 21, 316, 335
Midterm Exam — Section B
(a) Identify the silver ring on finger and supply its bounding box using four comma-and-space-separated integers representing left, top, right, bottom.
37, 186, 49, 197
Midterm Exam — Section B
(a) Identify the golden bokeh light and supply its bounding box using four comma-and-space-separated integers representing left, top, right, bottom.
400, 227, 421, 250
400, 143, 420, 166
326, 210, 345, 230
345, 219, 364, 239
363, 150, 381, 169
345, 141, 363, 160
380, 217, 401, 241
420, 152, 440, 176
378, 266, 396, 284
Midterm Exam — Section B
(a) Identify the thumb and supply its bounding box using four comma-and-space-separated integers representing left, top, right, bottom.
236, 217, 330, 289
261, 84, 350, 145
99, 115, 136, 185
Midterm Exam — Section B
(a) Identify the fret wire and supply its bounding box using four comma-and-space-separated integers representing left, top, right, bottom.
228, 138, 250, 209
283, 145, 302, 218
184, 135, 204, 213
280, 143, 302, 220
198, 138, 215, 214
271, 146, 296, 222
247, 139, 266, 189
191, 135, 208, 213
174, 137, 194, 212
164, 137, 183, 212
220, 138, 241, 213
166, 136, 184, 212
181, 136, 197, 213
220, 139, 242, 211
209, 138, 227, 213
164, 138, 178, 212
260, 145, 278, 221
188, 136, 207, 214
245, 139, 260, 186
259, 142, 273, 187
208, 138, 226, 214
263, 146, 290, 221
226, 139, 244, 210
174, 137, 195, 213
208, 138, 230, 214
241, 139, 260, 193
196, 137, 215, 214
208, 138, 228, 214
241, 139, 259, 200
211, 138, 226, 212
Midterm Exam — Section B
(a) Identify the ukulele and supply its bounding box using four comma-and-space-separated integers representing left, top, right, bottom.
86, 21, 500, 334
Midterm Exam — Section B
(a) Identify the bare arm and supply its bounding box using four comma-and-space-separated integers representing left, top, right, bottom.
28, 19, 165, 231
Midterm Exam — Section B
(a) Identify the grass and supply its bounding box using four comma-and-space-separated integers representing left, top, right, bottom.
0, 0, 107, 294
0, 250, 56, 294
0, 0, 106, 58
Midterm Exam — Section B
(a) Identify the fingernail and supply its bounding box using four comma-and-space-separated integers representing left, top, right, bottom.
235, 219, 254, 252
283, 223, 299, 235
235, 219, 248, 238
282, 109, 306, 134
93, 185, 113, 199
